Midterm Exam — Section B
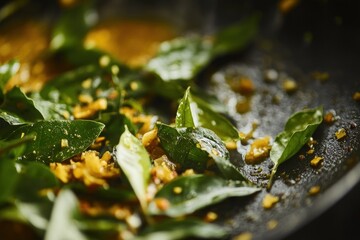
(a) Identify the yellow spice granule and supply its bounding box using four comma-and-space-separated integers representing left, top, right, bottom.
282, 78, 298, 93
204, 211, 218, 222
310, 156, 323, 168
262, 194, 280, 209
335, 128, 346, 140
267, 219, 278, 230
233, 232, 253, 240
245, 136, 271, 164
324, 111, 335, 124
173, 186, 182, 194
308, 185, 321, 196
154, 198, 170, 211
353, 92, 360, 101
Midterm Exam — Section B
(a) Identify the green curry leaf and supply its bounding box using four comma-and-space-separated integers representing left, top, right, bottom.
268, 107, 323, 189
114, 126, 151, 212
15, 162, 59, 201
44, 189, 86, 240
213, 14, 260, 56
146, 37, 212, 81
175, 87, 239, 142
136, 218, 228, 240
0, 159, 19, 203
9, 120, 104, 163
146, 15, 259, 84
148, 174, 259, 217
157, 123, 245, 180
50, 1, 97, 51
0, 60, 20, 93
0, 87, 44, 124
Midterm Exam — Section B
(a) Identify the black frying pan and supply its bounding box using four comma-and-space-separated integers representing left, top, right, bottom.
1, 0, 359, 239
203, 0, 360, 239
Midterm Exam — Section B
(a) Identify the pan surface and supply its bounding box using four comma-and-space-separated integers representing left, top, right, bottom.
202, 0, 360, 239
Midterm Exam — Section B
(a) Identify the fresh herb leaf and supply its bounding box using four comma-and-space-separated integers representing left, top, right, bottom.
176, 87, 239, 142
98, 112, 136, 147
44, 189, 86, 240
0, 60, 20, 93
0, 159, 19, 203
40, 65, 102, 105
0, 135, 33, 157
136, 218, 229, 240
175, 87, 195, 128
30, 93, 69, 120
13, 162, 58, 231
146, 15, 259, 84
157, 123, 246, 180
9, 120, 104, 163
16, 200, 53, 232
0, 87, 44, 124
268, 107, 323, 189
213, 14, 260, 56
157, 123, 209, 172
148, 174, 259, 217
146, 36, 212, 81
50, 1, 97, 51
76, 217, 126, 239
114, 126, 151, 212
15, 162, 59, 201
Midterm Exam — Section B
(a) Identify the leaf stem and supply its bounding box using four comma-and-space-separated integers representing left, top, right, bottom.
266, 164, 278, 191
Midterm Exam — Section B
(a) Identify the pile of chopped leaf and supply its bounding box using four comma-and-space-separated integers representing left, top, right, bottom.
0, 1, 324, 240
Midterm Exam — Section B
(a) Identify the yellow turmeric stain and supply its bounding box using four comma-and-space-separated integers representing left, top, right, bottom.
84, 20, 176, 67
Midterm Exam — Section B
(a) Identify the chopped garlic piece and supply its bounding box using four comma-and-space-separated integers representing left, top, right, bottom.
204, 211, 218, 222
310, 156, 323, 168
262, 194, 279, 209
234, 232, 253, 240
308, 185, 321, 196
335, 128, 346, 140
61, 139, 69, 148
245, 136, 271, 164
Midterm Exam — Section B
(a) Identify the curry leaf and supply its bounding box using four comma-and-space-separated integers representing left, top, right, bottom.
146, 15, 259, 83
30, 93, 69, 120
0, 135, 33, 157
157, 123, 209, 172
146, 37, 212, 81
157, 123, 245, 180
268, 107, 323, 189
50, 1, 97, 50
76, 217, 126, 239
0, 159, 19, 203
213, 14, 260, 56
15, 162, 59, 201
0, 87, 44, 124
136, 218, 228, 240
9, 120, 104, 163
114, 126, 151, 212
0, 0, 28, 23
0, 60, 20, 93
45, 189, 86, 240
40, 65, 102, 105
175, 87, 239, 142
13, 163, 58, 231
16, 200, 53, 232
98, 112, 136, 147
148, 174, 259, 217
